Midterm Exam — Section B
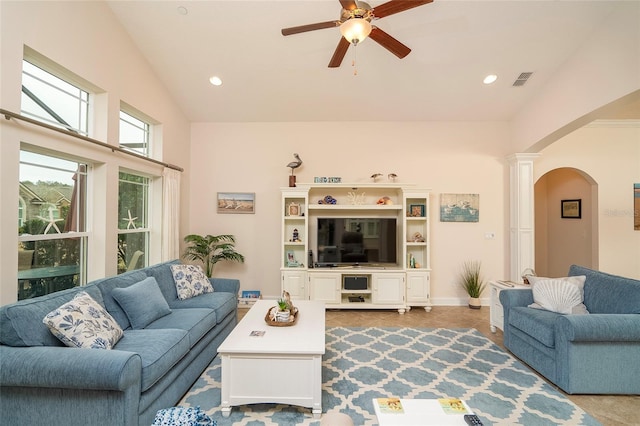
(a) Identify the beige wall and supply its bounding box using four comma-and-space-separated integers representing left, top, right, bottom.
0, 1, 191, 304
190, 121, 511, 303
535, 168, 595, 277
535, 122, 640, 279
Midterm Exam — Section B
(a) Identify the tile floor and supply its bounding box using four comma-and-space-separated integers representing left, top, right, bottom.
242, 305, 639, 425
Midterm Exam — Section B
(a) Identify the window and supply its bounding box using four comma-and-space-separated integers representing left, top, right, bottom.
18, 151, 88, 300
118, 171, 149, 273
119, 110, 150, 156
21, 60, 89, 135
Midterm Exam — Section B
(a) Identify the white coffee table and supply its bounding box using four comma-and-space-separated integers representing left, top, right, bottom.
373, 398, 476, 426
219, 299, 325, 418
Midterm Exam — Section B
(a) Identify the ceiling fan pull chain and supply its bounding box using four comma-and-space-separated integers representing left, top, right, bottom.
352, 44, 358, 76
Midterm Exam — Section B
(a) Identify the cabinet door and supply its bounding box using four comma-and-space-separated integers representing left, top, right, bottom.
282, 271, 307, 300
372, 274, 405, 305
406, 271, 430, 303
308, 273, 341, 304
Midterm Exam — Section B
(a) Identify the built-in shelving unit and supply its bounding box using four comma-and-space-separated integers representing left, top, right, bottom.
281, 184, 431, 313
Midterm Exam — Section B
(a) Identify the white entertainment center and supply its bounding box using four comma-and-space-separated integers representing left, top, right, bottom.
281, 183, 431, 313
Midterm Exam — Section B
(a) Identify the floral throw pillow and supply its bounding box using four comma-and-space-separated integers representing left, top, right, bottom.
43, 291, 124, 349
152, 406, 215, 426
170, 264, 214, 300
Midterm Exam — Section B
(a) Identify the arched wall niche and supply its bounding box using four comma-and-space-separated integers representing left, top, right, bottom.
534, 168, 598, 277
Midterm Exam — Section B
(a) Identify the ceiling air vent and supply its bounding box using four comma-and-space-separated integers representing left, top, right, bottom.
513, 72, 533, 87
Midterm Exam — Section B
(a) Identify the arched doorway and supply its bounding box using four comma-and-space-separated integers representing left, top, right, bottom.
534, 168, 598, 277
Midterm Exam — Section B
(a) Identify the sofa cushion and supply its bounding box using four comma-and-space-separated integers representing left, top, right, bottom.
508, 306, 560, 348
93, 270, 149, 329
569, 264, 640, 314
170, 264, 213, 300
43, 291, 123, 349
113, 328, 190, 391
112, 277, 172, 329
145, 259, 181, 303
0, 285, 104, 347
527, 275, 588, 314
168, 292, 237, 324
144, 308, 216, 348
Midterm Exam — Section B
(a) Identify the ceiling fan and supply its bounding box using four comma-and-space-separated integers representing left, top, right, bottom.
281, 0, 433, 68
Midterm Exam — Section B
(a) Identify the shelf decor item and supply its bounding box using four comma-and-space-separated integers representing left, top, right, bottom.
288, 202, 300, 216
409, 204, 425, 217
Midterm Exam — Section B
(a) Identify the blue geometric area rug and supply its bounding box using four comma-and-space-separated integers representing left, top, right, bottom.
180, 327, 600, 425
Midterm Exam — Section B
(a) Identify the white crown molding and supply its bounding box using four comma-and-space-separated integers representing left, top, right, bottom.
585, 119, 640, 128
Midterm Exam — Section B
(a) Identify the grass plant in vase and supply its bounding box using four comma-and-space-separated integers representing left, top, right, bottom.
459, 260, 486, 309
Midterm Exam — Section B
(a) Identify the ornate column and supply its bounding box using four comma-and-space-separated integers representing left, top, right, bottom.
508, 153, 540, 281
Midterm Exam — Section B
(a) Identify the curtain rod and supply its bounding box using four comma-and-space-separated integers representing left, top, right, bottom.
1, 108, 184, 172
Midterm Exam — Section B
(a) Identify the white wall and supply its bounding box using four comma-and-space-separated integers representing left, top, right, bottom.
535, 121, 640, 279
190, 121, 511, 304
0, 1, 191, 304
511, 2, 640, 152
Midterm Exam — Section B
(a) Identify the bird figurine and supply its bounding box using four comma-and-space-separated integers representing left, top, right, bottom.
287, 153, 302, 175
388, 173, 398, 182
371, 173, 382, 182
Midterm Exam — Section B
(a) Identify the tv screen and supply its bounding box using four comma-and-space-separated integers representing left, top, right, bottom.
316, 218, 397, 266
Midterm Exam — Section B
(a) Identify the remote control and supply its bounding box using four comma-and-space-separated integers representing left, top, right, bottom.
464, 414, 483, 426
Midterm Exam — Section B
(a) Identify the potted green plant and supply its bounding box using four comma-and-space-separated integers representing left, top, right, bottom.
275, 297, 291, 322
459, 260, 486, 309
182, 234, 245, 277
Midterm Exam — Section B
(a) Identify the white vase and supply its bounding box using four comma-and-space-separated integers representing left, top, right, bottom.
275, 310, 290, 322
468, 297, 481, 309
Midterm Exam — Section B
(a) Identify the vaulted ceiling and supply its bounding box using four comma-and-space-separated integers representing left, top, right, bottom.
107, 1, 639, 123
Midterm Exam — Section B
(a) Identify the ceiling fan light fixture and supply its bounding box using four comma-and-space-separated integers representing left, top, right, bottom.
340, 18, 372, 45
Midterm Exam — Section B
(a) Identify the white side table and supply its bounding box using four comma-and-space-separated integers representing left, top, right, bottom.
489, 280, 530, 333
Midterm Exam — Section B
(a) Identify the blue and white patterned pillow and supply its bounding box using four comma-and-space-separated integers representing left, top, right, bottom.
170, 264, 213, 300
152, 406, 215, 426
43, 291, 123, 349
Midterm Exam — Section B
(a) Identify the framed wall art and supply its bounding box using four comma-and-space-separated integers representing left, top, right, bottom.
440, 193, 479, 222
217, 192, 255, 214
561, 199, 581, 219
409, 204, 425, 217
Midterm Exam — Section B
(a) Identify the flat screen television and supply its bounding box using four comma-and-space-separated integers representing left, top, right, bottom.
316, 217, 397, 266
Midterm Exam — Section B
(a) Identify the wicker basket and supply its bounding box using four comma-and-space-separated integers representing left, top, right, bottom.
265, 307, 299, 327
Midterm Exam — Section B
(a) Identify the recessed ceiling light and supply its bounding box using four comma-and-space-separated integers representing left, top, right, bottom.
483, 74, 498, 85
177, 6, 188, 15
209, 76, 223, 86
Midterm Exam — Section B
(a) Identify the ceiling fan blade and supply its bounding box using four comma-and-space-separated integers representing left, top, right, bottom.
281, 21, 339, 36
328, 37, 351, 68
369, 27, 411, 59
339, 0, 358, 11
373, 0, 433, 19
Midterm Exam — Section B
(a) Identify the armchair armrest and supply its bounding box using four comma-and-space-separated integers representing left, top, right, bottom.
557, 314, 640, 342
210, 278, 240, 296
499, 288, 534, 308
0, 345, 141, 391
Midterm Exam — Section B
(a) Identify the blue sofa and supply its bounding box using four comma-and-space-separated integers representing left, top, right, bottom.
500, 265, 640, 394
0, 260, 239, 426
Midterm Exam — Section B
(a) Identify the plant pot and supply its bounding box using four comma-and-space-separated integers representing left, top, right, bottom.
275, 310, 291, 322
468, 297, 482, 309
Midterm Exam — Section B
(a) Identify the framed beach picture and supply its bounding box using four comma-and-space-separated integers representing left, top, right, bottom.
217, 192, 255, 214
440, 193, 479, 222
409, 204, 425, 217
561, 199, 581, 219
